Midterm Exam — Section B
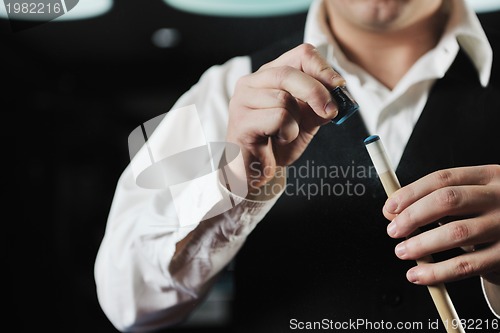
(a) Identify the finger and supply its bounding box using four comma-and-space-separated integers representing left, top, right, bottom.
387, 185, 500, 238
405, 242, 500, 285
394, 212, 500, 260
237, 108, 300, 146
259, 43, 346, 89
294, 99, 330, 131
383, 165, 499, 217
248, 66, 338, 120
232, 85, 303, 123
248, 139, 276, 187
234, 77, 330, 130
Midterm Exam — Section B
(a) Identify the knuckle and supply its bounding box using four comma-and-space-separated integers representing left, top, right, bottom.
449, 223, 470, 243
275, 66, 294, 86
300, 44, 321, 67
296, 43, 316, 58
435, 169, 454, 187
437, 187, 460, 208
454, 260, 475, 279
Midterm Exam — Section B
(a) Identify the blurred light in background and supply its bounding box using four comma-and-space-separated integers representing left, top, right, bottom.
0, 0, 113, 21
162, 0, 500, 17
1, 0, 497, 22
465, 0, 500, 13
162, 0, 314, 17
151, 28, 181, 48
55, 0, 112, 21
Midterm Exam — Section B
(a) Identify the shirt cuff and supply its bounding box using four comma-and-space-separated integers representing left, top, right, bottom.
216, 165, 286, 235
168, 169, 286, 289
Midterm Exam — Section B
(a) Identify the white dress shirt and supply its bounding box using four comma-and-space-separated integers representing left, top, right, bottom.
94, 0, 498, 331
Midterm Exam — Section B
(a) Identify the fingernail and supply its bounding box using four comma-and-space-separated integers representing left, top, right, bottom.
395, 242, 407, 259
333, 77, 346, 87
387, 221, 397, 237
326, 101, 338, 117
385, 198, 398, 213
407, 269, 420, 284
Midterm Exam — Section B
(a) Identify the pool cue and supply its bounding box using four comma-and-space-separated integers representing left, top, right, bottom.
364, 135, 465, 333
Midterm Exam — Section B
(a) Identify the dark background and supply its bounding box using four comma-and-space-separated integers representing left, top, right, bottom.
2, 2, 308, 332
2, 2, 500, 333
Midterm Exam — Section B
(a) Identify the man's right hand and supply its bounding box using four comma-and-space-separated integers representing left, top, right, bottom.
226, 43, 346, 193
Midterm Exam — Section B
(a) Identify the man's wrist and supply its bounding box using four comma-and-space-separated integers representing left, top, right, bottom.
246, 166, 286, 201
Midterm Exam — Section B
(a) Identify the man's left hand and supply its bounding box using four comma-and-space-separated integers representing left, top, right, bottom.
383, 165, 500, 285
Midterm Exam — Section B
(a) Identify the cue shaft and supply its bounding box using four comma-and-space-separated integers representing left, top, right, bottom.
364, 135, 465, 333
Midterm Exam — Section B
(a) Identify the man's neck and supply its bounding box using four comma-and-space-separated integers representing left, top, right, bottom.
326, 3, 449, 90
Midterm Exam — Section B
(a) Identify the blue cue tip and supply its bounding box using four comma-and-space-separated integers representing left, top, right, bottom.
364, 135, 380, 145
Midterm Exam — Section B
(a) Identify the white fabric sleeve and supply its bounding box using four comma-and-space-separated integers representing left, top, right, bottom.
481, 278, 500, 319
94, 55, 285, 332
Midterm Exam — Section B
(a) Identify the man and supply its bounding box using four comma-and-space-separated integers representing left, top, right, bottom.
95, 0, 500, 331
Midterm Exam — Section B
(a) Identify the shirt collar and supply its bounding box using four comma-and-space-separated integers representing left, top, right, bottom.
303, 0, 493, 87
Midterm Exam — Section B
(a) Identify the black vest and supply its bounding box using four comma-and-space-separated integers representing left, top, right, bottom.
230, 31, 500, 332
